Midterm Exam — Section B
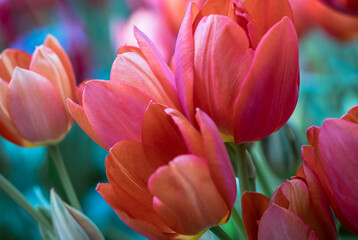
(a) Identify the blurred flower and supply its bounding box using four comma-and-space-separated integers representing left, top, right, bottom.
302, 105, 358, 234
317, 0, 358, 16
242, 176, 337, 239
0, 35, 76, 147
175, 0, 299, 144
68, 29, 182, 150
50, 189, 104, 240
97, 103, 236, 239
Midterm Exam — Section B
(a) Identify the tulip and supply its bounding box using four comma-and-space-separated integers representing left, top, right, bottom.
317, 0, 358, 16
0, 35, 76, 147
302, 105, 358, 234
68, 28, 182, 150
242, 174, 337, 240
97, 103, 237, 239
175, 0, 299, 144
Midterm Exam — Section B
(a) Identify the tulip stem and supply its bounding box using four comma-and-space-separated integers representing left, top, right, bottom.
0, 174, 53, 232
48, 145, 82, 211
209, 226, 233, 240
237, 144, 250, 197
231, 207, 247, 240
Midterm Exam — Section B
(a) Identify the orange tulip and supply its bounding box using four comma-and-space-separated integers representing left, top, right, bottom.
175, 0, 299, 144
68, 28, 182, 150
242, 174, 337, 240
302, 106, 358, 234
97, 103, 237, 239
0, 35, 76, 147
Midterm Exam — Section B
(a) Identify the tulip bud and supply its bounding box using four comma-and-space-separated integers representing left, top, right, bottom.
50, 190, 104, 240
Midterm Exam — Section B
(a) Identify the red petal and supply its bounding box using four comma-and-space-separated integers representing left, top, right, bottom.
342, 105, 358, 124
234, 17, 299, 144
8, 68, 68, 143
148, 155, 228, 235
82, 80, 151, 149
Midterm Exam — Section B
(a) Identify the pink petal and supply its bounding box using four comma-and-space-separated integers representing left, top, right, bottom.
258, 204, 318, 240
82, 80, 151, 149
110, 52, 178, 109
97, 183, 170, 240
195, 109, 237, 210
148, 155, 228, 235
193, 15, 253, 135
319, 118, 358, 233
174, 3, 196, 123
141, 103, 187, 162
234, 17, 299, 144
7, 67, 68, 143
0, 49, 31, 82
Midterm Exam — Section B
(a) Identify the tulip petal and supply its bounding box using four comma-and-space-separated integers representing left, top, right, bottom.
241, 192, 270, 240
82, 80, 151, 149
0, 49, 31, 82
194, 15, 252, 134
0, 78, 26, 146
342, 105, 358, 124
258, 204, 318, 240
97, 183, 170, 240
134, 27, 181, 109
7, 67, 68, 143
44, 35, 76, 95
175, 3, 196, 122
67, 99, 106, 149
319, 118, 358, 233
110, 52, 177, 109
234, 17, 299, 144
148, 154, 228, 235
235, 0, 294, 48
104, 141, 170, 232
142, 103, 187, 162
30, 45, 74, 102
165, 108, 204, 156
195, 109, 237, 210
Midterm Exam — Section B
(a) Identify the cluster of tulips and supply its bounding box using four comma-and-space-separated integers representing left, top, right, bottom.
0, 0, 357, 239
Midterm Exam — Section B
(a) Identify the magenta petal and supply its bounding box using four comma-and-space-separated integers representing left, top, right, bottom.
258, 204, 318, 240
8, 67, 68, 143
174, 3, 196, 123
196, 109, 237, 210
319, 118, 358, 233
83, 80, 151, 149
234, 17, 299, 144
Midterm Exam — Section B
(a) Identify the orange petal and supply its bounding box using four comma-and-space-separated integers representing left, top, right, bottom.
7, 67, 68, 143
342, 105, 358, 124
0, 49, 31, 83
241, 192, 270, 240
148, 155, 228, 235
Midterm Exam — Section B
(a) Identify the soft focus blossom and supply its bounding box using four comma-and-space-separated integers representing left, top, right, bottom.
242, 175, 337, 240
302, 105, 358, 234
175, 0, 299, 144
317, 0, 358, 16
97, 103, 237, 240
0, 35, 75, 147
68, 28, 182, 150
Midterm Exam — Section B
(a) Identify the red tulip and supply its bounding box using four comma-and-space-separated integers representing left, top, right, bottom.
242, 174, 337, 240
302, 105, 358, 234
97, 103, 237, 239
175, 0, 299, 144
0, 35, 76, 147
68, 28, 182, 150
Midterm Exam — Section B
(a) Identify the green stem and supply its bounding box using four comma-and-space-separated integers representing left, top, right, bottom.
48, 145, 81, 211
237, 144, 250, 197
0, 174, 53, 231
231, 207, 247, 240
209, 226, 233, 240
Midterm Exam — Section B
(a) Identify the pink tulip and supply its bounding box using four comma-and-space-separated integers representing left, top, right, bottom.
0, 35, 76, 147
175, 0, 299, 144
302, 105, 358, 234
242, 173, 337, 240
97, 103, 237, 239
68, 28, 182, 150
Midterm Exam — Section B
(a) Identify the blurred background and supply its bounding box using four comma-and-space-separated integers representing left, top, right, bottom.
0, 0, 357, 239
